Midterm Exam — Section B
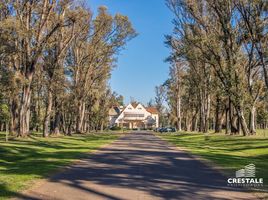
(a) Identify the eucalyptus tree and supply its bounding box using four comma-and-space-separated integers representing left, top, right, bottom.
69, 7, 136, 133
165, 0, 268, 135
0, 1, 136, 137
165, 61, 185, 131
235, 0, 268, 91
235, 0, 267, 134
155, 85, 168, 127
42, 5, 91, 137
0, 0, 78, 137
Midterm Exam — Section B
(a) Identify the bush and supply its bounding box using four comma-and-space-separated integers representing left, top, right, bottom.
110, 126, 122, 131
0, 103, 10, 124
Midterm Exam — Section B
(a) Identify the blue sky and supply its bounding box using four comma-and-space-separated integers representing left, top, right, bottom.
87, 0, 173, 104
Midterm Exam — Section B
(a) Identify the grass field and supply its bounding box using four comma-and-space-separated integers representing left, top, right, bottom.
158, 131, 268, 188
0, 132, 120, 199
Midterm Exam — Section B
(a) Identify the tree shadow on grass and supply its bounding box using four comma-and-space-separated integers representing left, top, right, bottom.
15, 133, 264, 200
0, 183, 43, 200
0, 135, 118, 199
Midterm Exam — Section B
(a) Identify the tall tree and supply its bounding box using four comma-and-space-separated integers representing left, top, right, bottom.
0, 1, 136, 137
164, 0, 268, 135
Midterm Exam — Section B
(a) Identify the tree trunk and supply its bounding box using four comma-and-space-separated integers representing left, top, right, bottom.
9, 98, 19, 135
5, 122, 9, 141
257, 47, 268, 92
229, 99, 238, 134
26, 108, 30, 132
215, 96, 222, 133
67, 119, 73, 136
236, 106, 250, 136
186, 119, 191, 132
204, 94, 210, 133
18, 83, 32, 137
43, 90, 53, 137
231, 114, 238, 134
76, 101, 86, 133
192, 112, 198, 132
83, 119, 88, 133
225, 104, 230, 134
176, 95, 182, 131
51, 99, 61, 135
100, 121, 104, 132
249, 105, 256, 134
237, 116, 241, 135
62, 112, 67, 135
199, 102, 204, 132
52, 111, 61, 135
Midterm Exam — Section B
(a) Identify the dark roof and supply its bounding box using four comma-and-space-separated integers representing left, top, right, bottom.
146, 107, 159, 114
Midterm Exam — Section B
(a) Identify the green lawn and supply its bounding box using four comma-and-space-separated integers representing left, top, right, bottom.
0, 132, 120, 199
158, 131, 268, 187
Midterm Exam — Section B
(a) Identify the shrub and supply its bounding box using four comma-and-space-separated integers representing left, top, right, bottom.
110, 126, 122, 131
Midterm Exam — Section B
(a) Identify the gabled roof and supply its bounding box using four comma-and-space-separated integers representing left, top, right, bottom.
146, 107, 159, 114
131, 102, 139, 108
109, 103, 159, 119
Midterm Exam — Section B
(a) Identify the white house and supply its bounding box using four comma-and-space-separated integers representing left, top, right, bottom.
109, 103, 159, 129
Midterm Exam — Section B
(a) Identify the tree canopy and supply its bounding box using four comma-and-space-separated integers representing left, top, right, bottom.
161, 0, 268, 135
0, 0, 136, 137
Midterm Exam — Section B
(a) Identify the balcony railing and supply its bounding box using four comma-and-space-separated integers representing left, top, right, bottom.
123, 117, 145, 120
123, 113, 145, 120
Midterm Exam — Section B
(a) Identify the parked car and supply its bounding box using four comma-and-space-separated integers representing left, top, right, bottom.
159, 127, 166, 132
165, 127, 176, 132
154, 127, 162, 132
157, 127, 176, 133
